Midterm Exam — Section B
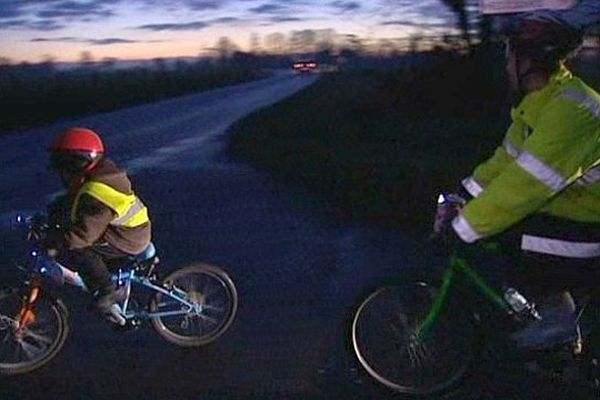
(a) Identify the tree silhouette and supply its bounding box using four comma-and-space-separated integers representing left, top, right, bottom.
289, 30, 317, 54
409, 33, 422, 53
249, 33, 261, 55
265, 32, 286, 54
216, 36, 239, 60
440, 0, 471, 51
79, 51, 94, 66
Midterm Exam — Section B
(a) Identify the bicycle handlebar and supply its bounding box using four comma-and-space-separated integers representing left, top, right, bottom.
431, 192, 466, 239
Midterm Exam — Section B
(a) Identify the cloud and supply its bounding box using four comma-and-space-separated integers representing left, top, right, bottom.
379, 0, 436, 10
0, 0, 119, 31
329, 1, 360, 12
133, 0, 226, 12
247, 1, 308, 24
136, 21, 208, 31
248, 3, 285, 14
28, 19, 65, 31
269, 16, 302, 23
0, 18, 64, 31
90, 38, 138, 45
0, 1, 74, 20
0, 2, 29, 19
185, 0, 222, 10
211, 17, 240, 24
0, 19, 28, 29
31, 36, 80, 42
31, 36, 141, 45
36, 1, 115, 19
381, 19, 454, 30
374, 0, 455, 25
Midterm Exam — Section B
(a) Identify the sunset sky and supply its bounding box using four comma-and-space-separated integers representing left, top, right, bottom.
0, 0, 462, 63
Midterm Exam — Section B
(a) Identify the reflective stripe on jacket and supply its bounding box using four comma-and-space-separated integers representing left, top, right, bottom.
72, 180, 149, 228
452, 66, 600, 257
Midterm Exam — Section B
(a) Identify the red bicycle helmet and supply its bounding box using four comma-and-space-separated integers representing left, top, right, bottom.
49, 127, 105, 174
49, 127, 105, 153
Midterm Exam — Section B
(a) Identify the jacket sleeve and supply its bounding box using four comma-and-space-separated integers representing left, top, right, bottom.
453, 94, 597, 242
462, 124, 519, 197
63, 194, 115, 249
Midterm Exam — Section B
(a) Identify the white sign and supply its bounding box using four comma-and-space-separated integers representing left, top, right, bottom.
480, 0, 577, 14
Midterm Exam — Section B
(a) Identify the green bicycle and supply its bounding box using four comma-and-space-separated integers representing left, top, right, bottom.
351, 193, 599, 396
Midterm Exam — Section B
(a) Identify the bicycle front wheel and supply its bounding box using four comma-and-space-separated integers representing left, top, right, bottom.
351, 282, 475, 395
0, 288, 70, 376
150, 264, 238, 347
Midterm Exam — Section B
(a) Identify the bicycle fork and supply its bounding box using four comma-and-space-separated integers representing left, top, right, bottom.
15, 276, 42, 336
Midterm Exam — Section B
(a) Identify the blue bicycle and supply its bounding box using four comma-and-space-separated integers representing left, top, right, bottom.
0, 214, 238, 376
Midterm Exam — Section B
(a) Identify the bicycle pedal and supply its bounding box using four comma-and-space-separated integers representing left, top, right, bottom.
112, 320, 141, 333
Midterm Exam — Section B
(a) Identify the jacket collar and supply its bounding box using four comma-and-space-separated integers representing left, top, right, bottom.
511, 64, 573, 128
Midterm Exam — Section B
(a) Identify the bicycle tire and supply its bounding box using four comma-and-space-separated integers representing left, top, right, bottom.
150, 264, 238, 347
0, 288, 70, 376
351, 282, 475, 395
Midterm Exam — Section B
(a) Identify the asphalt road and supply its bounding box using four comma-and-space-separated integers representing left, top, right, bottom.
0, 71, 596, 400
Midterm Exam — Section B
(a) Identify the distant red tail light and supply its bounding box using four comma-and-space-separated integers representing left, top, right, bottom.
292, 60, 317, 73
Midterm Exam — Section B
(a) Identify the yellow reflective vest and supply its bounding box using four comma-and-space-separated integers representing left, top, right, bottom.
71, 180, 149, 228
453, 65, 600, 258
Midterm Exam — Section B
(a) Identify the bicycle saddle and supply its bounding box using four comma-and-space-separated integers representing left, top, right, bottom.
123, 242, 158, 275
130, 242, 156, 262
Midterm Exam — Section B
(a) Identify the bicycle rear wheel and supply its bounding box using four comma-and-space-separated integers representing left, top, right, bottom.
150, 264, 238, 347
0, 288, 69, 376
351, 282, 475, 395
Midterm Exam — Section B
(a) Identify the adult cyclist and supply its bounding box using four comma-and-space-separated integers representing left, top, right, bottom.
449, 12, 600, 347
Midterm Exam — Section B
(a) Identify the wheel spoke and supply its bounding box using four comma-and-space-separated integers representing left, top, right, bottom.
193, 316, 205, 335
0, 290, 66, 375
201, 303, 225, 313
21, 328, 54, 346
352, 284, 474, 395
150, 265, 237, 346
197, 313, 219, 325
0, 315, 14, 331
12, 341, 22, 364
18, 338, 47, 360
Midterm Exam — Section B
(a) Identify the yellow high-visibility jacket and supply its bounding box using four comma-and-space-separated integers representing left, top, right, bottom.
59, 159, 151, 255
72, 180, 149, 229
453, 65, 600, 258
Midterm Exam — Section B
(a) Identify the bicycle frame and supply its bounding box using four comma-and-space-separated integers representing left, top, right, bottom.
28, 252, 202, 322
416, 249, 511, 341
110, 268, 202, 319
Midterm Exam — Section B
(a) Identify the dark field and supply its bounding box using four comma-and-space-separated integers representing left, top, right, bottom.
0, 62, 268, 133
227, 47, 600, 240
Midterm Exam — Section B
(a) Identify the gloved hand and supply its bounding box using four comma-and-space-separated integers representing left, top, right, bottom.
429, 191, 470, 256
27, 229, 45, 242
431, 193, 465, 236
25, 213, 46, 242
